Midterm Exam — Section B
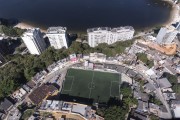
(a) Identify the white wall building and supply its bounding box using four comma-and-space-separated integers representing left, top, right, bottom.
89, 52, 106, 62
176, 21, 180, 31
21, 28, 46, 55
156, 27, 178, 44
46, 27, 68, 49
87, 26, 134, 47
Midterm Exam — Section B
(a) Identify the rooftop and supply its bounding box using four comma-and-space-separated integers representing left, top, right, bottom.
72, 104, 87, 116
24, 28, 40, 34
87, 27, 111, 32
173, 105, 180, 118
143, 83, 156, 92
126, 69, 137, 78
157, 78, 172, 89
0, 98, 13, 112
111, 26, 134, 32
87, 26, 134, 33
47, 27, 67, 34
28, 84, 58, 105
134, 112, 148, 120
26, 80, 36, 89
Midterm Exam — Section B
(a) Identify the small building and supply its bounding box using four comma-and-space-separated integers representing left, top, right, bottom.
145, 69, 156, 77
116, 65, 129, 74
164, 66, 177, 75
163, 92, 176, 101
126, 69, 137, 78
22, 84, 31, 92
143, 83, 156, 93
88, 63, 94, 69
72, 104, 87, 116
0, 112, 6, 120
47, 63, 57, 72
133, 112, 148, 120
104, 64, 117, 70
50, 100, 62, 110
135, 64, 149, 74
89, 53, 106, 63
157, 78, 172, 90
83, 55, 90, 60
171, 100, 180, 118
7, 107, 22, 120
94, 63, 104, 69
0, 98, 13, 113
133, 91, 149, 102
84, 60, 88, 67
26, 80, 36, 89
149, 103, 159, 116
135, 42, 148, 52
136, 100, 148, 113
28, 84, 58, 105
40, 100, 63, 111
69, 54, 77, 62
77, 54, 83, 59
12, 88, 27, 101
32, 70, 47, 83
61, 102, 73, 111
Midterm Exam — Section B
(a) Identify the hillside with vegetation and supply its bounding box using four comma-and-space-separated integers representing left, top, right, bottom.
0, 40, 134, 100
0, 25, 26, 37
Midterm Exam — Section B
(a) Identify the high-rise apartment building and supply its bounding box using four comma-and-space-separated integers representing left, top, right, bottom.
156, 27, 178, 44
87, 26, 134, 47
21, 28, 46, 55
46, 27, 68, 49
176, 22, 180, 31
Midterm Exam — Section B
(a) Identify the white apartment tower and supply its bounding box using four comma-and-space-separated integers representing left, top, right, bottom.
46, 27, 68, 49
21, 28, 46, 55
156, 27, 178, 44
87, 27, 111, 48
176, 22, 180, 31
87, 26, 134, 47
111, 26, 135, 41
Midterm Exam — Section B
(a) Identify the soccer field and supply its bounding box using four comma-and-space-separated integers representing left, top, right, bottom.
61, 68, 121, 103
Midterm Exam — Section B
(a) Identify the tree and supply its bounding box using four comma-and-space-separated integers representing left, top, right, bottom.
97, 106, 128, 120
149, 114, 159, 120
0, 25, 26, 37
163, 73, 180, 94
68, 41, 83, 54
136, 53, 154, 68
121, 87, 132, 97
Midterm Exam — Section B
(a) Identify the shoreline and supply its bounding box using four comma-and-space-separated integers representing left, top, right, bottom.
14, 2, 179, 34
163, 2, 180, 27
14, 22, 47, 32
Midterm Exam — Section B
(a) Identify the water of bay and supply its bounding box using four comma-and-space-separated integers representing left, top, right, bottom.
0, 0, 172, 32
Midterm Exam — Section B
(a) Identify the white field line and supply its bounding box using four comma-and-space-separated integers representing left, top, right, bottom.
89, 71, 95, 98
110, 81, 113, 97
63, 76, 74, 91
110, 81, 120, 98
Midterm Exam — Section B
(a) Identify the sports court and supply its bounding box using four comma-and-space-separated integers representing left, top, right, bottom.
61, 68, 121, 103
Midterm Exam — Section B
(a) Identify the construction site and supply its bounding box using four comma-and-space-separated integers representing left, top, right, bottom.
138, 40, 177, 55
